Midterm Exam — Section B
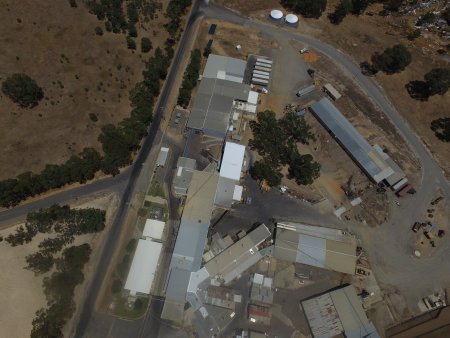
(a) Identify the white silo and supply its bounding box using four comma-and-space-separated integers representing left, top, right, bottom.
285, 14, 299, 27
269, 9, 283, 22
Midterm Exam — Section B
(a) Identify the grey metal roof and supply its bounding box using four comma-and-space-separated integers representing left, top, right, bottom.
156, 147, 169, 167
187, 78, 250, 135
203, 54, 247, 82
163, 171, 219, 323
173, 157, 197, 196
214, 176, 236, 208
177, 157, 197, 170
302, 285, 380, 338
310, 98, 394, 183
274, 222, 357, 275
204, 224, 271, 283
372, 144, 406, 186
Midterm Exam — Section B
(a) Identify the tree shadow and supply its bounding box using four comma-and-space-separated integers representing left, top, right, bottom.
405, 81, 430, 101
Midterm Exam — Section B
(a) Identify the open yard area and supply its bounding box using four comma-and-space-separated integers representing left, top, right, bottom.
0, 0, 169, 180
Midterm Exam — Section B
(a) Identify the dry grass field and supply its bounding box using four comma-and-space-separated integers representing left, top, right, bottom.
215, 0, 450, 175
0, 0, 169, 180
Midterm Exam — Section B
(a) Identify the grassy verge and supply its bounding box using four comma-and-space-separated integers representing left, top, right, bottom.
148, 179, 165, 198
112, 295, 149, 319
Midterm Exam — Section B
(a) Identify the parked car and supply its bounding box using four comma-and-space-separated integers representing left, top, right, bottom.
412, 222, 422, 232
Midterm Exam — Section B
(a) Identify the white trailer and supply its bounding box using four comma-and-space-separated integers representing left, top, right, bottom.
254, 65, 272, 72
253, 70, 270, 76
251, 78, 269, 86
392, 178, 408, 191
255, 62, 272, 69
252, 74, 270, 80
256, 58, 273, 65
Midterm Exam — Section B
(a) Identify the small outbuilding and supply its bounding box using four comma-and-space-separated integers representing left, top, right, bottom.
156, 147, 169, 167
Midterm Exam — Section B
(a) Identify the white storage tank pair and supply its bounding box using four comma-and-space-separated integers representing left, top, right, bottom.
269, 10, 299, 27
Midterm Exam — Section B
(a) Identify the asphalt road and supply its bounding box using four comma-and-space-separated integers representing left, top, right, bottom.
73, 1, 204, 337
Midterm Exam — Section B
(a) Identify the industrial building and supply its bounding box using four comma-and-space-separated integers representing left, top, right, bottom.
187, 54, 260, 138
162, 170, 219, 323
310, 98, 406, 184
301, 285, 380, 338
142, 219, 165, 241
215, 142, 246, 208
124, 239, 162, 296
173, 157, 197, 196
204, 224, 271, 285
202, 54, 247, 83
274, 222, 357, 275
156, 147, 169, 167
250, 273, 274, 305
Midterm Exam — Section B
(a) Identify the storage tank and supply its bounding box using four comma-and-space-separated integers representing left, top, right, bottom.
269, 9, 283, 22
285, 14, 299, 27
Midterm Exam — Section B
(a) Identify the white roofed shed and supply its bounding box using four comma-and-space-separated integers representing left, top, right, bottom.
220, 142, 246, 181
124, 239, 162, 295
143, 219, 165, 241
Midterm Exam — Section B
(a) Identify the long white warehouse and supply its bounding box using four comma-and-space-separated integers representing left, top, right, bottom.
124, 239, 163, 296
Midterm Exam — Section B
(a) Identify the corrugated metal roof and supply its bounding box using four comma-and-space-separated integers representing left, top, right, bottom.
156, 147, 169, 167
310, 98, 394, 183
204, 224, 271, 283
187, 78, 250, 136
220, 142, 246, 181
203, 54, 246, 82
173, 157, 197, 196
302, 285, 380, 338
163, 171, 219, 323
215, 176, 236, 208
274, 222, 357, 275
143, 219, 165, 240
124, 239, 162, 295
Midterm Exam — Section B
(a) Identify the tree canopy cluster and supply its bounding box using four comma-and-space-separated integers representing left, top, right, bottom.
329, 0, 372, 24
371, 44, 412, 74
165, 0, 192, 37
4, 205, 104, 337
406, 68, 450, 101
249, 110, 320, 187
431, 118, 450, 143
2, 73, 44, 108
31, 244, 92, 338
82, 0, 161, 48
280, 0, 327, 19
177, 49, 201, 107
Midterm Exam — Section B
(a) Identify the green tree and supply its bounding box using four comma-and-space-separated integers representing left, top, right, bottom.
126, 238, 137, 253
111, 279, 122, 293
203, 46, 212, 58
279, 112, 316, 144
424, 68, 450, 96
141, 37, 152, 53
385, 0, 402, 12
128, 22, 138, 38
371, 44, 411, 74
407, 29, 421, 41
416, 12, 436, 26
287, 153, 321, 185
250, 160, 282, 187
25, 252, 54, 274
431, 118, 450, 142
350, 0, 369, 15
2, 73, 44, 108
68, 0, 77, 8
134, 298, 144, 310
329, 0, 352, 24
280, 0, 327, 18
95, 26, 103, 36
126, 36, 136, 50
